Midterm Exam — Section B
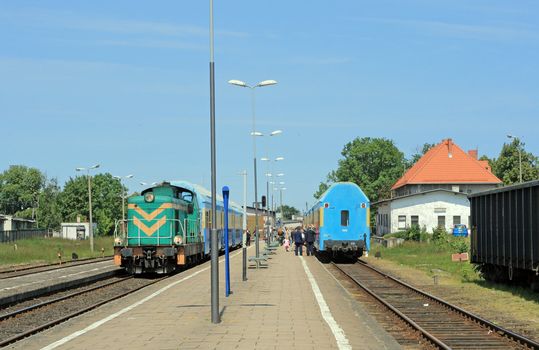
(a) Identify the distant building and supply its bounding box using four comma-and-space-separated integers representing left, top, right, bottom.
0, 214, 36, 231
60, 223, 91, 240
375, 139, 502, 235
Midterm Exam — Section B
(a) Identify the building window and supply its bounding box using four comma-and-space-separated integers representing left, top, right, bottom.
453, 216, 461, 225
398, 215, 406, 229
438, 216, 445, 228
341, 210, 349, 226
411, 215, 419, 227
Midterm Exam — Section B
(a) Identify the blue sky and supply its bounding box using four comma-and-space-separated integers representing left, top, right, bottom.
1, 1, 538, 211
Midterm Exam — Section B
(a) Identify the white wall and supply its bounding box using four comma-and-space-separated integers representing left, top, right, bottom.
387, 191, 470, 233
60, 223, 90, 240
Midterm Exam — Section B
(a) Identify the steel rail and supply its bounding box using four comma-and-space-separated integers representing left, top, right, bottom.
356, 260, 539, 349
0, 275, 169, 348
0, 275, 133, 322
0, 256, 114, 280
331, 262, 451, 350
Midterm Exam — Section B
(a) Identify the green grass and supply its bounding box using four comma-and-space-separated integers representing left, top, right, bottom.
371, 236, 479, 282
0, 236, 114, 266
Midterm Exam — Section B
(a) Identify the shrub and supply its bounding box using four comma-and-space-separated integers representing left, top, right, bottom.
450, 237, 469, 254
406, 225, 421, 241
432, 226, 448, 242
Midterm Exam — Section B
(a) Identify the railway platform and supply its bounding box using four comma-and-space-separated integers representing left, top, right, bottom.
8, 245, 401, 350
0, 260, 119, 307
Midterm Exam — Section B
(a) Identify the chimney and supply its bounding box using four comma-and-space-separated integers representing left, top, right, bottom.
468, 150, 478, 160
445, 138, 453, 158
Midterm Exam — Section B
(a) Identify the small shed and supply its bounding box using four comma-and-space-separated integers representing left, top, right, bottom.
60, 223, 90, 240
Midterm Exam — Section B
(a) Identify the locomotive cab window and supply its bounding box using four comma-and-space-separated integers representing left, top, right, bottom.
340, 210, 349, 226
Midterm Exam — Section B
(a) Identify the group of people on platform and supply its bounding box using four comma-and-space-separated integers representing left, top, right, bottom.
243, 225, 318, 257
281, 225, 317, 256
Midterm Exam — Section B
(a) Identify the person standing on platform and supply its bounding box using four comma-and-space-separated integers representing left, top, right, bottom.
292, 227, 304, 256
246, 229, 251, 246
305, 225, 316, 256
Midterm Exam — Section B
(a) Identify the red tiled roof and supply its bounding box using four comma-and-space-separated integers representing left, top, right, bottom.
391, 139, 502, 190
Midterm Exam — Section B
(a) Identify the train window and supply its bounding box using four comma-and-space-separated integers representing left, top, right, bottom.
341, 210, 349, 226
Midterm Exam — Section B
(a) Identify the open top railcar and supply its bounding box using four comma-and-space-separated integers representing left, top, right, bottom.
113, 181, 243, 274
305, 182, 370, 260
470, 180, 539, 289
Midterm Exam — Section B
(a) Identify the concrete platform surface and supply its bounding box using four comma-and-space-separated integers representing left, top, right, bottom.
0, 260, 119, 306
7, 245, 401, 350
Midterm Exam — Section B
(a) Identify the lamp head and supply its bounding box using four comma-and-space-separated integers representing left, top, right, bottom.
256, 80, 277, 87
228, 79, 248, 87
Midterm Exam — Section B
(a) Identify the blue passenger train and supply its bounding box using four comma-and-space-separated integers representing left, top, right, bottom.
305, 182, 370, 261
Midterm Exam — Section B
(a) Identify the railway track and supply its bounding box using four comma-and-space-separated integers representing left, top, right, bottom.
0, 256, 113, 280
0, 274, 168, 347
331, 261, 539, 350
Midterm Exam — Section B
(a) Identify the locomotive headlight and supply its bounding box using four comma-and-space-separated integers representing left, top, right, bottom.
144, 192, 155, 203
114, 237, 123, 246
173, 235, 183, 245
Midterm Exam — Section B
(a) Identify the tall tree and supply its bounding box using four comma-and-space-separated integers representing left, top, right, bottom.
276, 205, 300, 220
59, 173, 124, 235
493, 138, 539, 184
36, 178, 62, 230
0, 165, 45, 217
315, 137, 406, 203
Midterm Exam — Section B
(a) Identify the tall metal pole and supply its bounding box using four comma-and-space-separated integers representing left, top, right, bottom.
241, 170, 247, 281
280, 189, 283, 221
87, 170, 94, 253
121, 193, 125, 234
209, 0, 220, 324
266, 178, 270, 243
252, 88, 260, 262
518, 146, 522, 183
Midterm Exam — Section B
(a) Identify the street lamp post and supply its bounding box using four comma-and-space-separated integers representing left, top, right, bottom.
239, 170, 248, 281
261, 155, 284, 242
76, 164, 100, 252
114, 175, 134, 235
228, 79, 277, 264
209, 0, 219, 324
507, 134, 523, 183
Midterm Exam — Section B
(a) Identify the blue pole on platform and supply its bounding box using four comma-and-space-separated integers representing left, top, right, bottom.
222, 186, 230, 297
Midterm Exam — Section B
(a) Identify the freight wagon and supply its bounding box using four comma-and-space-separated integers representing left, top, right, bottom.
469, 180, 539, 290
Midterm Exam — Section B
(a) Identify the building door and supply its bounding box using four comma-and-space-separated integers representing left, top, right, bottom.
437, 216, 445, 228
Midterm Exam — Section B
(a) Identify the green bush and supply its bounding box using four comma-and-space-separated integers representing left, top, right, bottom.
406, 225, 421, 241
450, 237, 469, 254
432, 226, 448, 242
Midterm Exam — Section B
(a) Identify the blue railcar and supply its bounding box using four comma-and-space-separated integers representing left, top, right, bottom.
171, 181, 244, 255
305, 182, 370, 260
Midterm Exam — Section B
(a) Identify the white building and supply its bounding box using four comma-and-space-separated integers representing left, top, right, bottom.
375, 139, 502, 235
376, 189, 470, 234
60, 223, 90, 240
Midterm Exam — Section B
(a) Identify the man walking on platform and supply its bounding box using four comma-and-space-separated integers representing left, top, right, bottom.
292, 227, 304, 256
305, 225, 316, 256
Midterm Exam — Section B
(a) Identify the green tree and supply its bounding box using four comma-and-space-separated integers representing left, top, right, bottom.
492, 138, 539, 184
59, 173, 124, 235
36, 178, 63, 230
0, 165, 45, 217
277, 205, 300, 220
324, 137, 406, 203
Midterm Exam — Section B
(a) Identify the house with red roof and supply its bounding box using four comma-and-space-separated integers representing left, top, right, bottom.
375, 139, 502, 235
